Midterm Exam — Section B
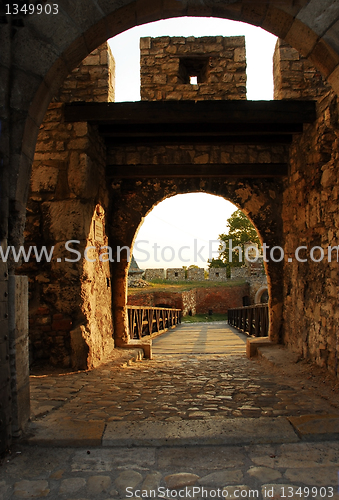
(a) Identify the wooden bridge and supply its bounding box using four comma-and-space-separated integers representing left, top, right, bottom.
127, 305, 181, 340
228, 304, 269, 337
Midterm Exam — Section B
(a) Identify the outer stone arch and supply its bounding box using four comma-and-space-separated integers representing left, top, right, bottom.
107, 178, 284, 346
7, 0, 339, 247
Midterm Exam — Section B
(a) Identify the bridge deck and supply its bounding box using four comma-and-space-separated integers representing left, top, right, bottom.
152, 321, 246, 355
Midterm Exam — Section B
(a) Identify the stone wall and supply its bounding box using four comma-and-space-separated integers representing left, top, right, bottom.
209, 268, 227, 281
166, 268, 185, 281
281, 89, 339, 375
144, 269, 165, 281
273, 39, 331, 100
20, 103, 113, 369
249, 276, 268, 304
144, 267, 226, 282
108, 143, 287, 167
186, 268, 205, 281
19, 45, 115, 369
195, 284, 250, 314
140, 36, 246, 101
128, 284, 248, 316
231, 267, 250, 279
53, 42, 115, 103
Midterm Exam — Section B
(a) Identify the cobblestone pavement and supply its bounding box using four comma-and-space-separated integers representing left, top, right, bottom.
30, 325, 339, 423
1, 441, 339, 499
3, 324, 339, 499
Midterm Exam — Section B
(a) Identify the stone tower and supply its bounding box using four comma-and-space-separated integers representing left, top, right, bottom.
140, 36, 247, 101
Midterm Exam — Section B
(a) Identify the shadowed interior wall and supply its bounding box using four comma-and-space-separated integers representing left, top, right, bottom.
19, 44, 115, 369
274, 40, 339, 375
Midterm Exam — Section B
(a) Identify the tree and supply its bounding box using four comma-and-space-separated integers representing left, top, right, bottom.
209, 210, 260, 276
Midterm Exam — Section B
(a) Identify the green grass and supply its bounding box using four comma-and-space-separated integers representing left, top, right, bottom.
181, 313, 228, 323
128, 279, 246, 295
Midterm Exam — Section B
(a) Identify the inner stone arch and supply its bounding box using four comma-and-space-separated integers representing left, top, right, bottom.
108, 179, 283, 347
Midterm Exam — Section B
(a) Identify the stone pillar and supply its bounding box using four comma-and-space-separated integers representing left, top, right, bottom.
8, 275, 30, 438
111, 259, 130, 346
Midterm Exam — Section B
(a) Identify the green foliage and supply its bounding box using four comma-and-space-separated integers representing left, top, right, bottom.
182, 313, 228, 323
209, 209, 260, 276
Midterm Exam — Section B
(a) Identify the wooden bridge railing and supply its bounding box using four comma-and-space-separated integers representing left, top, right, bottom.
228, 304, 269, 337
127, 306, 181, 340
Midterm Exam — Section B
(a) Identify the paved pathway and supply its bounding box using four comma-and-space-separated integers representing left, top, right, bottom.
2, 323, 339, 499
152, 322, 246, 355
29, 323, 339, 425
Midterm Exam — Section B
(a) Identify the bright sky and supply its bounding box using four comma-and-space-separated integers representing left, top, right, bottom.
108, 18, 277, 269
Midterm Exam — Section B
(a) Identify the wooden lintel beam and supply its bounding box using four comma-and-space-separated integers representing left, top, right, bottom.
64, 100, 316, 125
105, 135, 293, 146
106, 164, 288, 178
99, 123, 303, 136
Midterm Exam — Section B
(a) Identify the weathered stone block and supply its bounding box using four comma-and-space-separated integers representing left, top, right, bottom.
70, 326, 89, 370
41, 200, 94, 241
31, 165, 59, 193
68, 152, 99, 198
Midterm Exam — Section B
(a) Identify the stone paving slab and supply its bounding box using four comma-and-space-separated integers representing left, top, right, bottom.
102, 417, 299, 447
2, 441, 339, 500
26, 418, 105, 447
288, 414, 339, 441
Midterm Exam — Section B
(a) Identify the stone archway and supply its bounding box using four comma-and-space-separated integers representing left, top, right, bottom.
255, 286, 270, 304
4, 1, 339, 249
107, 181, 283, 347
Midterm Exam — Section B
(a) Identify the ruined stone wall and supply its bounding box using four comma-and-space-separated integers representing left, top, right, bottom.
187, 268, 205, 281
20, 44, 115, 369
182, 290, 196, 316
273, 39, 331, 101
144, 269, 165, 281
209, 268, 227, 281
140, 36, 246, 101
128, 290, 185, 312
230, 267, 250, 279
53, 42, 115, 103
166, 268, 185, 281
